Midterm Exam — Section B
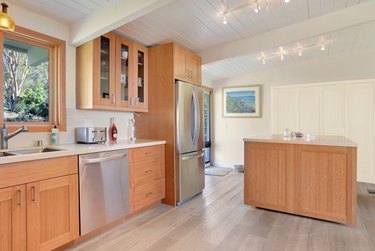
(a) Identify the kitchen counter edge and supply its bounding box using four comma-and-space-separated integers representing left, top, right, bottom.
243, 134, 357, 147
0, 139, 166, 165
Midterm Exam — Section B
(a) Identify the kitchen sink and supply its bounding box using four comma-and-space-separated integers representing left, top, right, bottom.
0, 151, 17, 157
4, 147, 67, 156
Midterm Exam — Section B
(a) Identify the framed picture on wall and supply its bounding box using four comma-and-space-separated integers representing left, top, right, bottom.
222, 85, 262, 118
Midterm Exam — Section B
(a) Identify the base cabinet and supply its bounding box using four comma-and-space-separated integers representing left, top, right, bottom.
0, 186, 26, 251
0, 156, 79, 251
27, 175, 79, 251
244, 141, 356, 225
129, 145, 165, 212
245, 143, 293, 213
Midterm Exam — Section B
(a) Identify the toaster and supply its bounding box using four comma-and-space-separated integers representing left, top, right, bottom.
76, 127, 107, 144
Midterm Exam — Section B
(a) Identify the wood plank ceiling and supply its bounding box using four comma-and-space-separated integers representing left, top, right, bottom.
8, 0, 374, 83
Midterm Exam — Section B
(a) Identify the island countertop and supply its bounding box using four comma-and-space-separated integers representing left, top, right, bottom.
243, 134, 357, 147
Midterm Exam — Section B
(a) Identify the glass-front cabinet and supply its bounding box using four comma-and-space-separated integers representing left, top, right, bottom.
134, 44, 148, 111
116, 37, 133, 108
76, 32, 148, 112
97, 33, 116, 107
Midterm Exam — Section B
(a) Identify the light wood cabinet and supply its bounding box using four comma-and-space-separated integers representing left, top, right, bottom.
76, 32, 148, 112
0, 156, 79, 251
0, 186, 26, 251
244, 143, 293, 213
173, 44, 201, 85
129, 145, 165, 212
294, 145, 356, 224
244, 141, 356, 225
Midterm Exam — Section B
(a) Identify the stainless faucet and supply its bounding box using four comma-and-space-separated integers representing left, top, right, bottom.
1, 124, 29, 149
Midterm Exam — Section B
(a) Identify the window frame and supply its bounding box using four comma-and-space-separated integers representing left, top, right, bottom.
0, 26, 66, 132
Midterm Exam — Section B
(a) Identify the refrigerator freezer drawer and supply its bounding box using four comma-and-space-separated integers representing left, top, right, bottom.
177, 150, 205, 205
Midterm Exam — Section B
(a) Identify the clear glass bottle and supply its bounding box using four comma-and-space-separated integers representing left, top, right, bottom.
109, 117, 118, 142
128, 118, 136, 142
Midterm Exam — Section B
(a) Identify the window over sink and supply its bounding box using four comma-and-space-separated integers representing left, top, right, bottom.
0, 26, 66, 132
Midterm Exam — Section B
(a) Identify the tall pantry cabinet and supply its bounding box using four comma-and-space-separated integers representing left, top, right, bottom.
135, 43, 202, 206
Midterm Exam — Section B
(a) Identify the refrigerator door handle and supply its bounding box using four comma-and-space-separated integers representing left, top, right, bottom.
192, 88, 200, 146
181, 151, 205, 161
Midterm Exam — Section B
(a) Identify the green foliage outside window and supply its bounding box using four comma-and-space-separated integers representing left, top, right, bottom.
3, 40, 49, 122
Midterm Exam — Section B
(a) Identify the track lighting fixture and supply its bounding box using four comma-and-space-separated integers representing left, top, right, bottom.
258, 38, 329, 64
219, 0, 291, 24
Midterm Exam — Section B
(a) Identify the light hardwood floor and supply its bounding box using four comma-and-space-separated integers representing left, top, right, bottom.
68, 171, 375, 251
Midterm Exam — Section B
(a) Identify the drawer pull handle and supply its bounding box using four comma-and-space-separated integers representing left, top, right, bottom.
17, 190, 22, 207
145, 192, 153, 197
31, 187, 36, 203
144, 169, 153, 173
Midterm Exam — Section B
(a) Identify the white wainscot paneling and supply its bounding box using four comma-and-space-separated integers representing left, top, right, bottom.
272, 80, 375, 184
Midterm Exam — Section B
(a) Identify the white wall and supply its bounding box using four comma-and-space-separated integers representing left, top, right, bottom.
8, 4, 134, 148
212, 48, 375, 167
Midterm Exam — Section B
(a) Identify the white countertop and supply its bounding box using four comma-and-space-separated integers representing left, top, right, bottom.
243, 134, 357, 147
0, 139, 166, 164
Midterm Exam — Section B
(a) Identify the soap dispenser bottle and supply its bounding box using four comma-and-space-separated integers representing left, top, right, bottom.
51, 125, 59, 145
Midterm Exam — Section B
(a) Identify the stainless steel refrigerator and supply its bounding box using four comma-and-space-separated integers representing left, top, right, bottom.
175, 80, 205, 205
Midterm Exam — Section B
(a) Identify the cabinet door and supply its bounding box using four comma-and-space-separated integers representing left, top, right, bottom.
94, 32, 116, 107
115, 36, 134, 109
0, 186, 26, 251
319, 85, 346, 136
133, 44, 148, 111
27, 175, 79, 251
188, 52, 202, 84
244, 142, 293, 212
295, 145, 349, 223
173, 44, 188, 81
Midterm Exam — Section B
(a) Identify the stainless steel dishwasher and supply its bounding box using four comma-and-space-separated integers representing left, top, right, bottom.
79, 149, 129, 235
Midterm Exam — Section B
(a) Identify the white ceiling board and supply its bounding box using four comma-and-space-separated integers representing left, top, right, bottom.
202, 19, 375, 83
70, 0, 176, 46
200, 0, 375, 64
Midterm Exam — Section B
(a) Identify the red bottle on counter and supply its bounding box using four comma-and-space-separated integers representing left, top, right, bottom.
109, 117, 118, 142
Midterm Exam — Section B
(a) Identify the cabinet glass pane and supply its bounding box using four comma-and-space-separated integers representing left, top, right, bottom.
121, 44, 129, 101
137, 50, 144, 103
100, 36, 110, 100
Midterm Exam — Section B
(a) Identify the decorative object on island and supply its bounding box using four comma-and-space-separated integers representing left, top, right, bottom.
243, 135, 357, 225
223, 85, 261, 117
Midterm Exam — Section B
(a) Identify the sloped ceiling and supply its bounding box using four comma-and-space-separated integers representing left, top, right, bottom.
8, 0, 375, 83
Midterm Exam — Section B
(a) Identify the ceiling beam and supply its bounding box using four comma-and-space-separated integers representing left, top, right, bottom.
69, 0, 175, 47
199, 1, 375, 64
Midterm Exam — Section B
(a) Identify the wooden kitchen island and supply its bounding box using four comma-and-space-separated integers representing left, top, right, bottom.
244, 135, 357, 225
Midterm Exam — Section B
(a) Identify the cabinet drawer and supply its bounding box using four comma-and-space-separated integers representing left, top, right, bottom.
134, 178, 165, 211
0, 156, 78, 189
131, 145, 162, 162
133, 158, 162, 186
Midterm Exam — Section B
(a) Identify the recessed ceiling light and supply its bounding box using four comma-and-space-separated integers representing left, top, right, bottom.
298, 51, 302, 56
285, 0, 290, 3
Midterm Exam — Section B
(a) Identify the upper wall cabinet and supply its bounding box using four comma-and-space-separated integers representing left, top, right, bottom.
173, 44, 202, 85
76, 32, 148, 112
